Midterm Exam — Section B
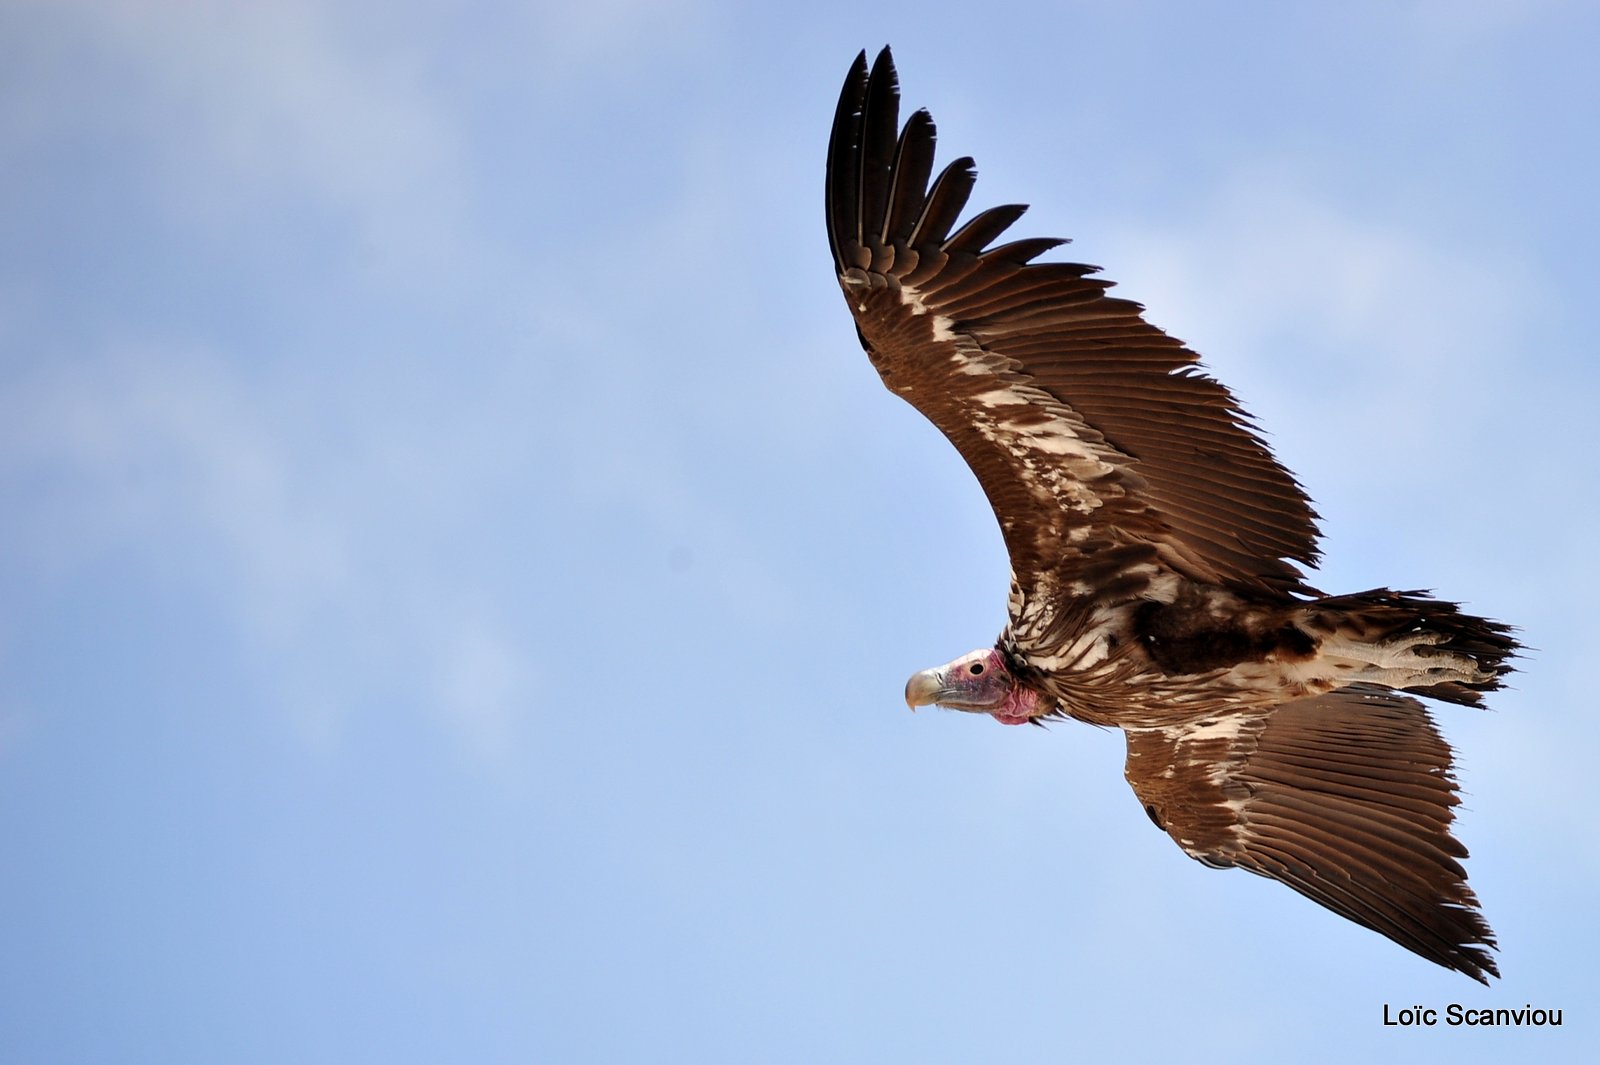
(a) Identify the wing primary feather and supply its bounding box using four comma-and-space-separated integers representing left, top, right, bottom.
909, 156, 978, 249
825, 50, 869, 274
857, 47, 901, 253
882, 109, 937, 244
943, 203, 1029, 255
1242, 842, 1495, 982
980, 236, 1069, 265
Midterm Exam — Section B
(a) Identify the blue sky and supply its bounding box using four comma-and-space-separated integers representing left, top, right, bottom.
2, 1, 1597, 1061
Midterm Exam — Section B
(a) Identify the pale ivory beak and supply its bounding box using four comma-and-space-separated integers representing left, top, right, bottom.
904, 669, 943, 709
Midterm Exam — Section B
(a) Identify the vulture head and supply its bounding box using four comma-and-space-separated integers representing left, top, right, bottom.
904, 649, 1042, 726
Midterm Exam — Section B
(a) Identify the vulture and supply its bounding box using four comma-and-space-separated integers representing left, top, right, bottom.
826, 47, 1516, 983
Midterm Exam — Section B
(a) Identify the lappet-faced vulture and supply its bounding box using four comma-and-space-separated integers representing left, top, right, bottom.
827, 47, 1517, 983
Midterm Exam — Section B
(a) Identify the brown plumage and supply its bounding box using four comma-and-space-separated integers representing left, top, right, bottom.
1125, 687, 1495, 983
829, 47, 1516, 982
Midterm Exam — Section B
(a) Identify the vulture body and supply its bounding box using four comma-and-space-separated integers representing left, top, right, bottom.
827, 48, 1516, 983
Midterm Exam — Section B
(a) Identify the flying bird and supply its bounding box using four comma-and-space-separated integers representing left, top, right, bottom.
826, 47, 1516, 983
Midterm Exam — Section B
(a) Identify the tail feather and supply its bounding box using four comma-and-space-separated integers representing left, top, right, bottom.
1308, 589, 1518, 707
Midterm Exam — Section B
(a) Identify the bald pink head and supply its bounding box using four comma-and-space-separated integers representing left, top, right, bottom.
903, 648, 1041, 726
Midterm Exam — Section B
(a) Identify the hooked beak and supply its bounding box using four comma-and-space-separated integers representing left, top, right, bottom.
904, 668, 943, 709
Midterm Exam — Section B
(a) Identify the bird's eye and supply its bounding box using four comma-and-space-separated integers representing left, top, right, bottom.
969, 662, 984, 676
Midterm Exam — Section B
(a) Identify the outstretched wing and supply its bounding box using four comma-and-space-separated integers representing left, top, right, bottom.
1123, 686, 1498, 982
827, 48, 1320, 612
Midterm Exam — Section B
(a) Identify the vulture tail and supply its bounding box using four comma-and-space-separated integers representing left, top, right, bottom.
1303, 589, 1519, 707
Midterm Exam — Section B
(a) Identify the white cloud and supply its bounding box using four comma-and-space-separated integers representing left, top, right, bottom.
429, 611, 532, 763
0, 341, 540, 760
524, 0, 712, 72
12, 0, 479, 289
1404, 0, 1567, 49
1101, 168, 1530, 388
